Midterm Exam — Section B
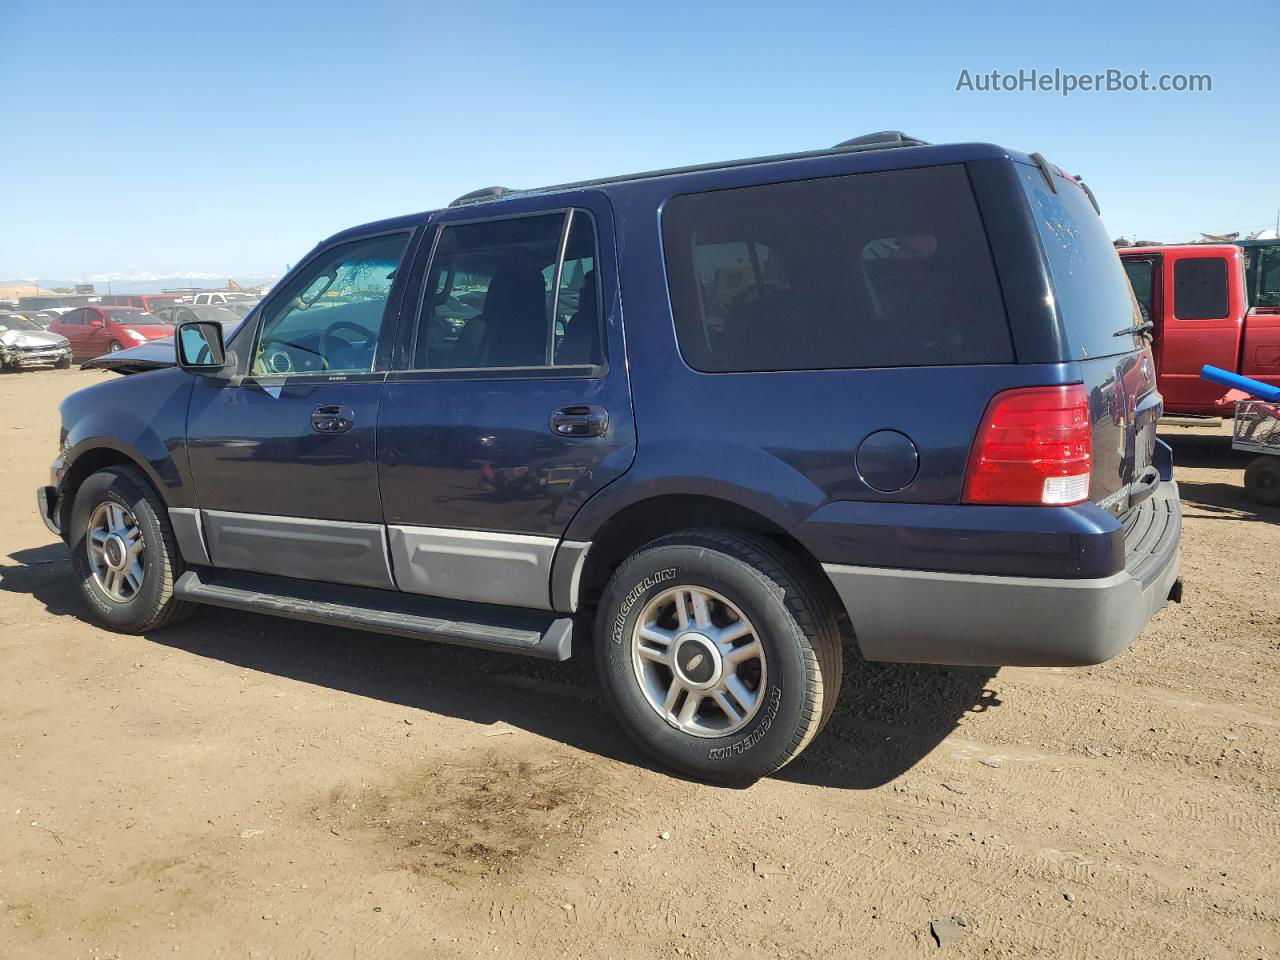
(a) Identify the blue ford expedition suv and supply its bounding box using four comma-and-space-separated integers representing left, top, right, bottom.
38, 133, 1182, 783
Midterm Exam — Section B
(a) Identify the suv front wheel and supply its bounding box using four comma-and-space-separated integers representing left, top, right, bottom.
595, 529, 843, 784
68, 465, 193, 633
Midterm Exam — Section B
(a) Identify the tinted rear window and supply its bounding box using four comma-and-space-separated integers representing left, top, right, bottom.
662, 165, 1013, 372
1174, 257, 1229, 319
1018, 164, 1142, 359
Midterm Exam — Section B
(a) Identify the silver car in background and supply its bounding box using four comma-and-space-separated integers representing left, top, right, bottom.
0, 312, 71, 370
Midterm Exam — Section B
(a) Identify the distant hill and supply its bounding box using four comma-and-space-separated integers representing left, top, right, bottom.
1, 276, 278, 296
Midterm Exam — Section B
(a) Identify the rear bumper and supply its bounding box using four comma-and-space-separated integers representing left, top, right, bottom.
823, 480, 1182, 667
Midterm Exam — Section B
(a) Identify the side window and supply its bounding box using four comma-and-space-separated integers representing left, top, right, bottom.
663, 165, 1013, 372
414, 210, 602, 370
687, 240, 787, 340
251, 232, 411, 377
552, 212, 601, 365
1123, 258, 1156, 319
1254, 245, 1280, 308
1174, 258, 1228, 320
62, 309, 83, 326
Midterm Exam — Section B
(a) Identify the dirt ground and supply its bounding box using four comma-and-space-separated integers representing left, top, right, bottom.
1, 368, 1276, 960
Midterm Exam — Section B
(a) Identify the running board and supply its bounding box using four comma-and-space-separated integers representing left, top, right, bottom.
173, 569, 573, 660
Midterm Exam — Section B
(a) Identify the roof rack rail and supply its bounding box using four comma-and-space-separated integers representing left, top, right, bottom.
832, 131, 928, 149
447, 132, 930, 208
449, 186, 513, 207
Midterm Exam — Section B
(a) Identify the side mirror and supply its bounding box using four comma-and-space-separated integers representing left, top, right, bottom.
176, 320, 226, 371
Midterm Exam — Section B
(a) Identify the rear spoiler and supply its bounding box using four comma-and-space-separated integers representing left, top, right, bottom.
1029, 151, 1101, 214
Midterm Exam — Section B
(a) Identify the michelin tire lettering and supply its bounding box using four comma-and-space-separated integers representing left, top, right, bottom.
611, 567, 677, 644
708, 686, 782, 760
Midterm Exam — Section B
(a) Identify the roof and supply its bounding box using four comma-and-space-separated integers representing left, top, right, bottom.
1117, 243, 1243, 255
321, 134, 1038, 247
447, 131, 933, 207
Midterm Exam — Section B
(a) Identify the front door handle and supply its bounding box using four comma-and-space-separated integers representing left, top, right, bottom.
550, 405, 609, 438
312, 404, 355, 434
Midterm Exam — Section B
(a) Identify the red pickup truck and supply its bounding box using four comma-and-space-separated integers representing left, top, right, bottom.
1119, 242, 1280, 415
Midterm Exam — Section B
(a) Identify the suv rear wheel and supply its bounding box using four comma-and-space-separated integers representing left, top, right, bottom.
68, 465, 193, 633
595, 529, 842, 784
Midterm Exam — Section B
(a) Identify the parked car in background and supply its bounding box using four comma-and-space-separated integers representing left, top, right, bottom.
153, 304, 248, 328
214, 300, 260, 319
1119, 243, 1280, 415
192, 292, 256, 306
37, 133, 1182, 784
0, 312, 71, 370
98, 294, 185, 312
50, 306, 174, 361
25, 311, 62, 329
81, 313, 249, 375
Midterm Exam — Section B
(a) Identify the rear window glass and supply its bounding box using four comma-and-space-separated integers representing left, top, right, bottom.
662, 165, 1013, 372
1173, 258, 1228, 319
1019, 165, 1142, 358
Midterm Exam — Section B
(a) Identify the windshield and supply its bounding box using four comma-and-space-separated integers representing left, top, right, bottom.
1018, 164, 1143, 359
0, 314, 42, 332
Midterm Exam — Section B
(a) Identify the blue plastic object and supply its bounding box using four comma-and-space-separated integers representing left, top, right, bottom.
1200, 365, 1280, 402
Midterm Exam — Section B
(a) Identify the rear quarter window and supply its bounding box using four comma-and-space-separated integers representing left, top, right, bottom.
1173, 257, 1229, 319
1018, 165, 1142, 359
662, 165, 1013, 372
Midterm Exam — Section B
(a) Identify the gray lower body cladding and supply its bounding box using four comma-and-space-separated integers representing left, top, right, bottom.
201, 510, 395, 590
823, 481, 1182, 667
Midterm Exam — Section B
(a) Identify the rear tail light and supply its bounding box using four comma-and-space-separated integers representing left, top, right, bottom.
963, 384, 1092, 506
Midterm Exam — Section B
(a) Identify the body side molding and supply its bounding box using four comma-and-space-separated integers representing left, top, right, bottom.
387, 525, 558, 610
549, 540, 592, 613
169, 507, 212, 566
202, 510, 395, 590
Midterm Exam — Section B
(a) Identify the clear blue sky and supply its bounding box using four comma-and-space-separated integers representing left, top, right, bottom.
2, 0, 1276, 282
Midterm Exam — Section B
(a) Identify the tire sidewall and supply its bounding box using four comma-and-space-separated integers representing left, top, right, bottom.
596, 542, 813, 783
1245, 458, 1280, 506
68, 469, 172, 631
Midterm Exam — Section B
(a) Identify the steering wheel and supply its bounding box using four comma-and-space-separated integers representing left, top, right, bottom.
320, 320, 376, 365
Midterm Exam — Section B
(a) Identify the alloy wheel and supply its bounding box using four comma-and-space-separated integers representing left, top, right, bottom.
630, 585, 767, 738
86, 501, 146, 602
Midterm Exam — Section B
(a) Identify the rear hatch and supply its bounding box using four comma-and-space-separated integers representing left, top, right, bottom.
1017, 163, 1161, 516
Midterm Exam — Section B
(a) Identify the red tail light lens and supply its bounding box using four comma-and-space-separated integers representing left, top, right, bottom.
963, 384, 1092, 506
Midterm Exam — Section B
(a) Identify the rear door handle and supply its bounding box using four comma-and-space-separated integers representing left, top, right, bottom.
312, 404, 355, 434
550, 405, 609, 438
